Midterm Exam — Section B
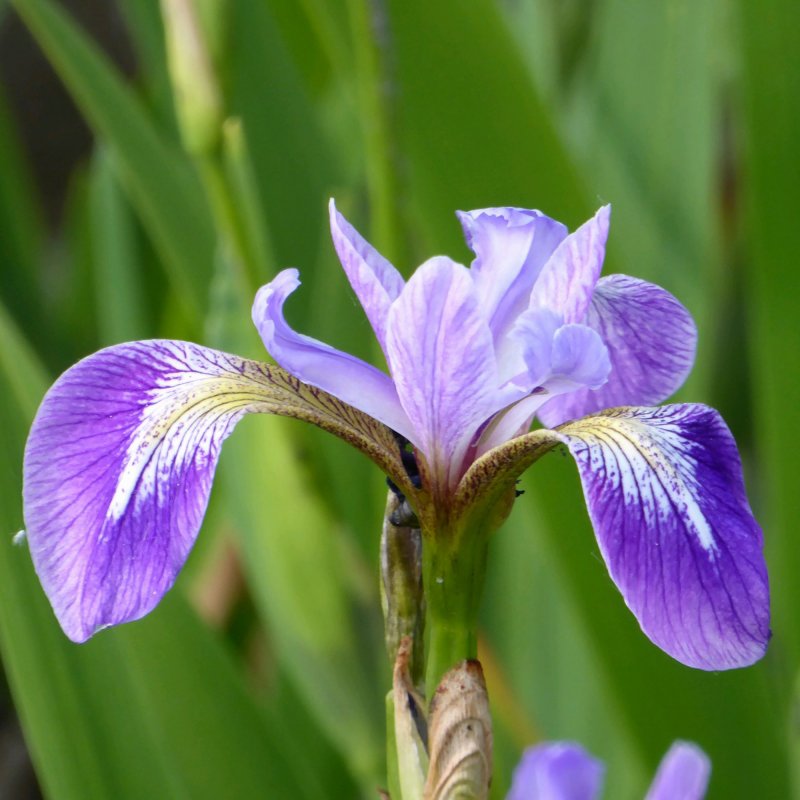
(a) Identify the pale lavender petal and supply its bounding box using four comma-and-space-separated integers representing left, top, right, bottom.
457, 207, 567, 341
539, 275, 697, 427
645, 742, 710, 800
328, 199, 405, 350
506, 742, 604, 800
385, 257, 508, 488
23, 341, 275, 642
252, 268, 414, 442
478, 316, 610, 454
557, 405, 770, 669
528, 206, 610, 323
549, 325, 611, 392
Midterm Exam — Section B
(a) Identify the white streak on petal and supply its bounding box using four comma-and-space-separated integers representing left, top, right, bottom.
555, 404, 769, 670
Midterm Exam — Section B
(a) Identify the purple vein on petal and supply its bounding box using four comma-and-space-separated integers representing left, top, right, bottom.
25, 341, 293, 641
252, 268, 414, 442
328, 199, 405, 351
555, 404, 769, 670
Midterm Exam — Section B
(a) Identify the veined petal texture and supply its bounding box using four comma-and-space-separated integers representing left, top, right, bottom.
539, 275, 696, 427
528, 206, 610, 324
557, 405, 769, 670
645, 742, 710, 800
385, 257, 505, 489
506, 742, 604, 800
328, 199, 405, 351
22, 340, 409, 642
252, 268, 414, 442
457, 207, 567, 341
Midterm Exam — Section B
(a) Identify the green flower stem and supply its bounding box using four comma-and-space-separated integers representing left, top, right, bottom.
422, 527, 489, 699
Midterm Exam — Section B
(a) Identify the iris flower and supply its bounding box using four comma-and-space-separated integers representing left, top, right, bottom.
506, 740, 710, 800
23, 201, 768, 672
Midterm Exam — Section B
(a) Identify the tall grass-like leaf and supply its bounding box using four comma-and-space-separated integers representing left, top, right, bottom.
558, 0, 721, 396
12, 0, 214, 321
88, 149, 149, 343
738, 0, 800, 682
0, 85, 45, 349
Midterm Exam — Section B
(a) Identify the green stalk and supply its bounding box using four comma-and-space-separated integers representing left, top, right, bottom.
422, 527, 489, 699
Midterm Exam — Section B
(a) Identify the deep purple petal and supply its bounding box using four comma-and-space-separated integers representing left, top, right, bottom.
328, 199, 405, 350
645, 742, 710, 800
529, 206, 610, 323
506, 742, 604, 800
457, 207, 568, 341
385, 257, 507, 488
252, 268, 414, 441
539, 275, 697, 427
557, 405, 770, 669
23, 341, 273, 642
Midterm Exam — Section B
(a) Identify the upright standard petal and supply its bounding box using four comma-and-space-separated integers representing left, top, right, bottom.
528, 206, 610, 323
556, 405, 770, 669
457, 207, 568, 341
24, 342, 280, 641
252, 268, 414, 442
506, 742, 604, 800
328, 199, 405, 350
539, 275, 697, 427
645, 742, 711, 800
385, 257, 506, 489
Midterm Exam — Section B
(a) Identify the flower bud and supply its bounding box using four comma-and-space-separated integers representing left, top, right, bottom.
161, 0, 223, 155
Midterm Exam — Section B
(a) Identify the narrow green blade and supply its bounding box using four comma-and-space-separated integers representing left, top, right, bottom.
12, 0, 214, 320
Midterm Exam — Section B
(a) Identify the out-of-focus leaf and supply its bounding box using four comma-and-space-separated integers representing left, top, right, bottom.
385, 0, 588, 259
738, 0, 800, 679
12, 0, 214, 321
88, 148, 149, 343
0, 84, 45, 348
116, 0, 181, 140
560, 0, 721, 396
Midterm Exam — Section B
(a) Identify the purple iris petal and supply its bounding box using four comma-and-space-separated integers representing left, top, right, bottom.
539, 275, 696, 427
528, 206, 610, 324
328, 199, 405, 350
385, 256, 511, 488
478, 313, 610, 454
506, 742, 604, 800
23, 340, 270, 642
645, 742, 710, 800
457, 207, 568, 342
252, 268, 414, 442
557, 404, 769, 669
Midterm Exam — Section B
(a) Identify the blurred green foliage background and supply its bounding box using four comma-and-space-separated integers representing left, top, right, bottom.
0, 0, 798, 797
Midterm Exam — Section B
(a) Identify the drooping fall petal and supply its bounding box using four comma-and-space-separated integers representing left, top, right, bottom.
23, 340, 409, 642
556, 404, 770, 669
